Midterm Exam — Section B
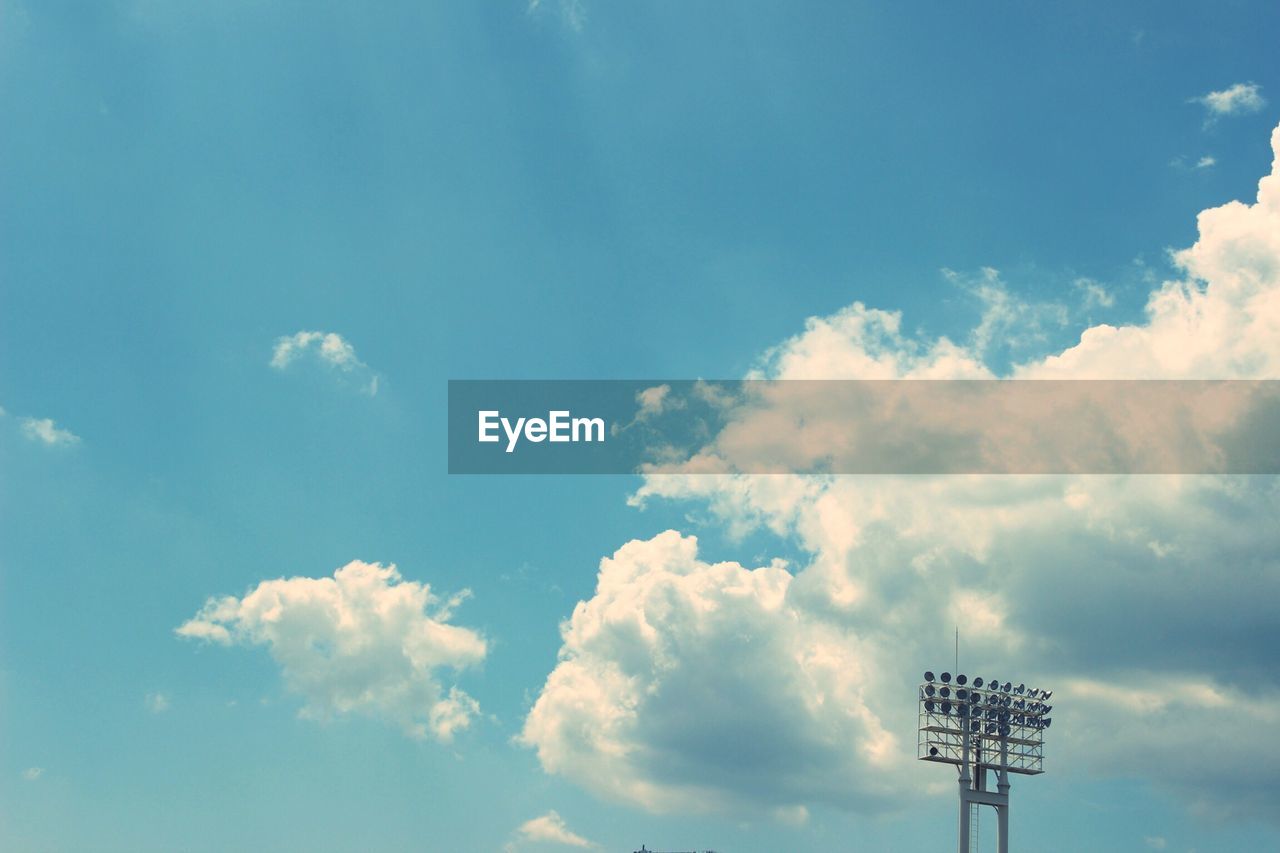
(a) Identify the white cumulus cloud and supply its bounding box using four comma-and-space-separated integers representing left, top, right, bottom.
530, 122, 1280, 823
506, 810, 598, 850
178, 560, 485, 742
1024, 124, 1280, 379
270, 330, 379, 394
521, 530, 898, 814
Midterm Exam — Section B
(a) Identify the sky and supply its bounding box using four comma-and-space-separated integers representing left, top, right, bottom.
2, 2, 1280, 851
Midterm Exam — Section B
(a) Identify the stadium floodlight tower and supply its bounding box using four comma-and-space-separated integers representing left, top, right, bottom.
918, 670, 1055, 853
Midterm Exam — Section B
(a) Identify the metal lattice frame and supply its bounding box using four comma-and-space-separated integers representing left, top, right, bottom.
916, 671, 1055, 853
917, 680, 1048, 774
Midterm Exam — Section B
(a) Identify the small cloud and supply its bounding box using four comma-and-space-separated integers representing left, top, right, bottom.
1170, 154, 1218, 171
1074, 277, 1116, 310
612, 383, 690, 438
636, 384, 679, 419
507, 811, 598, 850
1194, 82, 1265, 118
20, 417, 80, 446
177, 561, 486, 742
22, 767, 44, 781
527, 0, 586, 33
1144, 836, 1168, 850
145, 692, 170, 713
944, 267, 1068, 358
269, 330, 379, 395
773, 804, 810, 826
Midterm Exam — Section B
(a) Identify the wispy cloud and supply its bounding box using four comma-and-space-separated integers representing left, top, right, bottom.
944, 267, 1069, 361
22, 767, 44, 781
1073, 277, 1116, 309
270, 330, 379, 395
527, 0, 586, 33
20, 417, 80, 446
1170, 154, 1219, 171
1195, 82, 1265, 119
145, 692, 170, 713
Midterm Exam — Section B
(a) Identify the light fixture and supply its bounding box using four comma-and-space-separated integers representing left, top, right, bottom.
918, 664, 1055, 853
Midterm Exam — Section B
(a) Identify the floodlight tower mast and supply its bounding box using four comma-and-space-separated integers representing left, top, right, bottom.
917, 670, 1053, 853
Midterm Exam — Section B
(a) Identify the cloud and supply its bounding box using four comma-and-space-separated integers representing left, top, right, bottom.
527, 0, 586, 33
270, 330, 379, 395
20, 416, 80, 446
747, 301, 992, 381
145, 692, 170, 713
530, 123, 1280, 822
625, 473, 1280, 817
635, 384, 683, 420
1144, 838, 1168, 850
505, 811, 598, 850
1196, 82, 1265, 118
947, 267, 1069, 361
1171, 154, 1219, 171
22, 767, 43, 781
178, 561, 485, 742
773, 804, 810, 826
1074, 277, 1116, 309
611, 384, 691, 441
1024, 124, 1280, 379
521, 531, 898, 815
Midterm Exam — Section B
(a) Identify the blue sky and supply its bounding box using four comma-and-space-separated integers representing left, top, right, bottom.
2, 2, 1280, 851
